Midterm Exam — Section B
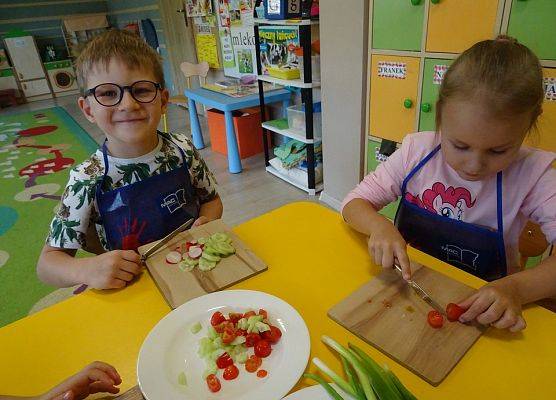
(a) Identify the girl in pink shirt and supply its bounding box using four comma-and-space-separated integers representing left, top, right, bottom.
342, 36, 556, 332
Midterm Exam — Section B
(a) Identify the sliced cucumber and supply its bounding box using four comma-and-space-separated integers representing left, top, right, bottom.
201, 252, 221, 263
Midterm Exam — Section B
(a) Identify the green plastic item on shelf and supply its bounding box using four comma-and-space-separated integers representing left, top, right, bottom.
266, 118, 290, 130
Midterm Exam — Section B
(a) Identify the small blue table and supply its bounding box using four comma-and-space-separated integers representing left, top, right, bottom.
184, 87, 291, 173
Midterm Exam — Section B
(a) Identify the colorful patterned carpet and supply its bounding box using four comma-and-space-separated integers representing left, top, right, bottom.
0, 107, 97, 327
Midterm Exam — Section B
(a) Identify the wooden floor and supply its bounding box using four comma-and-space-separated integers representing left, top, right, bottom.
2, 93, 321, 227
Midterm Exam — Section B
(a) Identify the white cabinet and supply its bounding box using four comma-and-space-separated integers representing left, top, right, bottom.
21, 78, 50, 97
4, 36, 45, 81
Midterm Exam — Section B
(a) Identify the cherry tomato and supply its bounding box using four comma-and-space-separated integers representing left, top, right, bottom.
245, 355, 262, 373
258, 308, 268, 320
206, 374, 221, 393
257, 369, 268, 378
254, 339, 272, 358
222, 325, 237, 344
245, 332, 261, 347
211, 311, 226, 327
223, 364, 239, 380
446, 303, 466, 322
229, 312, 243, 324
236, 329, 247, 337
261, 325, 282, 344
216, 352, 234, 369
427, 310, 444, 329
243, 311, 256, 319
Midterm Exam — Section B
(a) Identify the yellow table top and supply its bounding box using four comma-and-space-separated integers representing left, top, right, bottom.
1, 202, 555, 399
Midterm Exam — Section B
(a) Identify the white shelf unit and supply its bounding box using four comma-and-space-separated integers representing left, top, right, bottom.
254, 18, 322, 194
257, 74, 320, 88
262, 120, 321, 144
266, 165, 323, 195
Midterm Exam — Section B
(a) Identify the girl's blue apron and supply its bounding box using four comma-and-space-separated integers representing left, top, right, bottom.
95, 132, 200, 251
394, 144, 507, 281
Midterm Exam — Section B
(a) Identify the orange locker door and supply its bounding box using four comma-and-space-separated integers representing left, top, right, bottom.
369, 55, 420, 143
426, 0, 500, 54
527, 68, 556, 153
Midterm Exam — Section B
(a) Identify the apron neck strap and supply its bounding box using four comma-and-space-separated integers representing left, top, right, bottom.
401, 144, 441, 194
496, 171, 503, 233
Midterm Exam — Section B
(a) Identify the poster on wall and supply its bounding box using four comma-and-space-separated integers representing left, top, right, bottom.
195, 33, 221, 69
219, 28, 235, 68
185, 0, 213, 17
224, 26, 257, 78
258, 26, 300, 75
217, 0, 231, 27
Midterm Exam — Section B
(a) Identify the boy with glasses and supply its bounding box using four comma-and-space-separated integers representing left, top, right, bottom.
37, 30, 223, 290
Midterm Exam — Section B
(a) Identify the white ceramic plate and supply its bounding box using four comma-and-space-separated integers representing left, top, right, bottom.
137, 290, 310, 400
283, 384, 357, 400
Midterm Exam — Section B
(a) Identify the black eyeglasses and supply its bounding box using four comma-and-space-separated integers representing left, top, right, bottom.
84, 80, 162, 107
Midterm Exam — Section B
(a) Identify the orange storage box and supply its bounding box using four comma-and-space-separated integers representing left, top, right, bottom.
207, 107, 266, 159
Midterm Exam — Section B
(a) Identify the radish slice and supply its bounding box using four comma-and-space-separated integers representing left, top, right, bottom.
166, 251, 182, 264
188, 246, 203, 259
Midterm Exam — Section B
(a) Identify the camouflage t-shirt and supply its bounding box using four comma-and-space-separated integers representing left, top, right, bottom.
46, 133, 218, 251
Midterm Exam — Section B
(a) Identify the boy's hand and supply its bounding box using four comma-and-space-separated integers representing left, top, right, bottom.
40, 361, 121, 400
368, 218, 411, 280
458, 280, 526, 332
83, 250, 142, 289
193, 216, 210, 227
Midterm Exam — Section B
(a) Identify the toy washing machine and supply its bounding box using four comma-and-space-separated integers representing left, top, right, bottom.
44, 60, 79, 96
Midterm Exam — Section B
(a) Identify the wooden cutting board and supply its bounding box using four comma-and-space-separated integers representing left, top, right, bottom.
138, 219, 267, 309
328, 263, 485, 386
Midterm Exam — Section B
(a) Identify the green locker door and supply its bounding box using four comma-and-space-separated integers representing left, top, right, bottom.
367, 139, 400, 221
418, 58, 452, 131
508, 0, 556, 60
372, 0, 425, 51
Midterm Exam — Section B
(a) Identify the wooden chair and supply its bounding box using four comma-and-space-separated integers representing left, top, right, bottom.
519, 221, 555, 312
162, 61, 210, 132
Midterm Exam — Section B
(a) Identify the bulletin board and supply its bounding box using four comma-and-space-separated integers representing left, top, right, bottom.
189, 0, 258, 76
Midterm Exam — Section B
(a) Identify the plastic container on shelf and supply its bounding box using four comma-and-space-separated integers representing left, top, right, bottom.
286, 101, 322, 137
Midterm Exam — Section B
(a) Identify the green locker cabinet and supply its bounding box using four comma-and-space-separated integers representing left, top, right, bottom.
367, 139, 400, 221
507, 0, 556, 60
418, 58, 452, 131
372, 0, 425, 51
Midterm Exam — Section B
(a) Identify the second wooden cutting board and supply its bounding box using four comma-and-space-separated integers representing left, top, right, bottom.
328, 263, 485, 386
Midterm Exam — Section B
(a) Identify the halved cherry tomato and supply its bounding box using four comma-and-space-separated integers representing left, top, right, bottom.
206, 374, 221, 392
243, 310, 256, 319
446, 303, 466, 322
254, 339, 272, 358
223, 364, 239, 380
211, 311, 226, 327
229, 312, 243, 324
222, 325, 237, 344
257, 369, 268, 378
245, 355, 262, 373
216, 352, 234, 369
258, 308, 268, 320
261, 325, 282, 344
427, 310, 444, 329
236, 329, 247, 337
245, 332, 261, 347
214, 320, 233, 334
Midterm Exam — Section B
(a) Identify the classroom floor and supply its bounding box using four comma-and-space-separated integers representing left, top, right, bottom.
1, 94, 320, 315
2, 93, 319, 227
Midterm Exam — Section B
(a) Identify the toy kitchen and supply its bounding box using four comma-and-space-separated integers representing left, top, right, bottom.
0, 32, 78, 107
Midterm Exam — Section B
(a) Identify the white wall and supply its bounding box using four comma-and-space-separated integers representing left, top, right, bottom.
319, 0, 369, 210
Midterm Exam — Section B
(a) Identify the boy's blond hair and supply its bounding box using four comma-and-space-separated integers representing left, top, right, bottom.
75, 29, 165, 94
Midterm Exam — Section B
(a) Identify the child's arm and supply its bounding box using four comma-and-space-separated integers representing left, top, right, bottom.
343, 198, 412, 280
458, 251, 556, 332
0, 361, 121, 400
193, 194, 224, 227
37, 245, 142, 289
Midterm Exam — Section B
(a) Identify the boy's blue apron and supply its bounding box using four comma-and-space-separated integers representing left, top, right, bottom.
95, 132, 200, 251
394, 144, 507, 281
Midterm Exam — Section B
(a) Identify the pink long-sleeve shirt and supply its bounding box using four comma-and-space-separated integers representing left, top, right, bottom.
342, 131, 556, 273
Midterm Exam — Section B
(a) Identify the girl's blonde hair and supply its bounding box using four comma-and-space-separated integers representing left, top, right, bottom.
437, 35, 544, 133
75, 29, 164, 93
